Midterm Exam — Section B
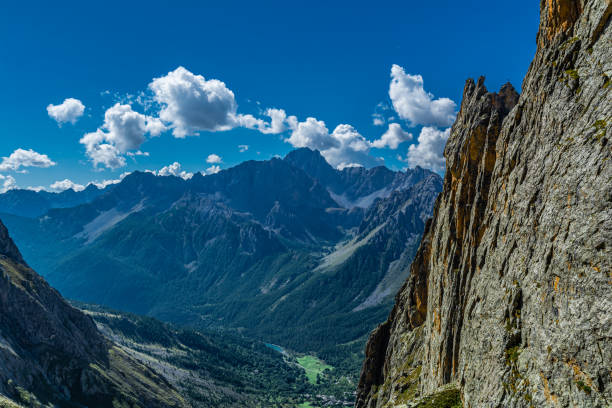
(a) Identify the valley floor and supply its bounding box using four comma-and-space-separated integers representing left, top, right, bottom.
79, 303, 358, 408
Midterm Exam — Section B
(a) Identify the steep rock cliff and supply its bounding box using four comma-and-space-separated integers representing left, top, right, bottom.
356, 0, 611, 406
0, 219, 187, 408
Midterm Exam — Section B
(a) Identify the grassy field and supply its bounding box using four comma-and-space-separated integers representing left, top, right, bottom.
297, 355, 333, 384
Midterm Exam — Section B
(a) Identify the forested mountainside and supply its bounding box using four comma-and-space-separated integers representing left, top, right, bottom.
0, 148, 441, 358
0, 219, 354, 408
77, 303, 357, 408
0, 219, 187, 408
356, 0, 611, 407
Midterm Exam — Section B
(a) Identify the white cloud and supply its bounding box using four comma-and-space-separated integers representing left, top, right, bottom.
239, 108, 291, 134
389, 65, 456, 127
49, 179, 86, 192
337, 162, 363, 170
145, 116, 167, 136
0, 149, 56, 172
0, 175, 17, 193
81, 140, 125, 169
238, 144, 249, 152
155, 162, 193, 180
372, 114, 385, 126
149, 66, 238, 137
286, 117, 337, 151
80, 103, 163, 169
205, 165, 221, 175
285, 119, 381, 169
263, 108, 291, 134
149, 67, 294, 139
90, 172, 131, 189
126, 150, 150, 157
403, 127, 450, 173
47, 98, 85, 125
371, 123, 412, 149
206, 154, 222, 164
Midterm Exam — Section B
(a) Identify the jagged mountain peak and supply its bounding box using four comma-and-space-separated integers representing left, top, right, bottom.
284, 147, 332, 168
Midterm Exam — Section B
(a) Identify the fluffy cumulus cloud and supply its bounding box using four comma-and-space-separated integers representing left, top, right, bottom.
0, 149, 56, 172
205, 165, 221, 175
149, 66, 239, 137
403, 127, 451, 174
80, 103, 164, 169
0, 175, 17, 193
285, 119, 380, 169
57, 65, 457, 174
286, 118, 337, 151
47, 98, 85, 125
91, 172, 131, 189
206, 154, 222, 164
389, 64, 456, 127
239, 108, 292, 135
372, 114, 385, 126
372, 123, 412, 149
149, 67, 291, 138
155, 162, 193, 180
49, 179, 86, 192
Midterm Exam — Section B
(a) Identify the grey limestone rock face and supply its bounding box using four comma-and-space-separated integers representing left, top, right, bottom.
356, 0, 612, 406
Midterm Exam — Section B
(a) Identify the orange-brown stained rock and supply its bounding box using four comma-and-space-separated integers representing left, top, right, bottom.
542, 0, 582, 44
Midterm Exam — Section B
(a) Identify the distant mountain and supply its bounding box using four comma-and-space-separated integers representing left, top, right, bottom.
0, 219, 187, 407
0, 183, 105, 217
285, 148, 433, 208
0, 148, 442, 358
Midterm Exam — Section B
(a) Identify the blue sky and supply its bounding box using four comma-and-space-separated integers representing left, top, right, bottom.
0, 0, 539, 192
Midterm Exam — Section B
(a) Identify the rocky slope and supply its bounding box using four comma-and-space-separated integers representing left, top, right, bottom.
356, 0, 611, 407
0, 219, 188, 407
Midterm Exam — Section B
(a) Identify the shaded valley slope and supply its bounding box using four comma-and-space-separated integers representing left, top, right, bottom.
0, 219, 187, 408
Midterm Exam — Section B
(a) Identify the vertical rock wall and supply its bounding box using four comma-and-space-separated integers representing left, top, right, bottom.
357, 0, 611, 406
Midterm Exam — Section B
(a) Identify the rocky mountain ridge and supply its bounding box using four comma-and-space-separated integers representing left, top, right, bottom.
356, 0, 611, 406
0, 219, 187, 407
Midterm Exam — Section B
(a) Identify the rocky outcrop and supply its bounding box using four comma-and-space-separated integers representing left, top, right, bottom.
356, 0, 611, 406
0, 219, 188, 407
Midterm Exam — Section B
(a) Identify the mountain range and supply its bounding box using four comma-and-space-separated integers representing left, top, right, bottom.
0, 148, 442, 359
1, 0, 609, 406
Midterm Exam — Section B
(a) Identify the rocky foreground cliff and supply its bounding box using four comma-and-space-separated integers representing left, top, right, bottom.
0, 219, 187, 408
356, 0, 611, 407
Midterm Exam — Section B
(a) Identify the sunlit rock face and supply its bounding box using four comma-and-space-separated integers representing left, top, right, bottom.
356, 0, 612, 406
